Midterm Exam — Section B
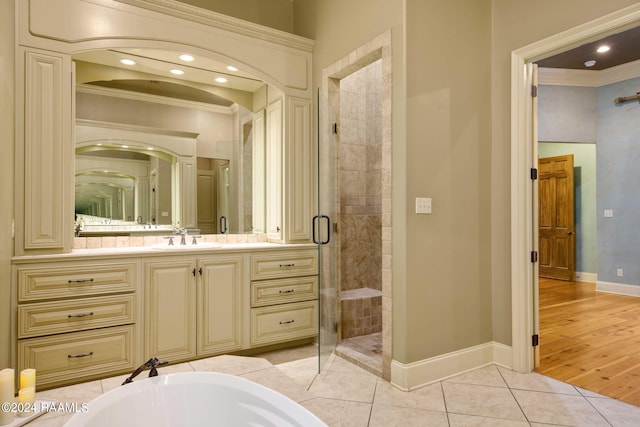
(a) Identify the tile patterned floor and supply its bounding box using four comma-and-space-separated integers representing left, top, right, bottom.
20, 351, 640, 426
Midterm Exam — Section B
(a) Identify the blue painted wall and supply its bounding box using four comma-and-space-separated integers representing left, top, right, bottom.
539, 79, 640, 287
596, 77, 640, 286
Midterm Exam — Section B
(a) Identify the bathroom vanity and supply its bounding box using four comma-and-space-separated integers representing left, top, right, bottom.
13, 244, 318, 389
11, 0, 318, 390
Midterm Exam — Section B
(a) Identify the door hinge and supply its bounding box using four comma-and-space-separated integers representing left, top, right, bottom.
530, 168, 538, 180
332, 123, 338, 134
532, 334, 539, 347
531, 85, 538, 97
530, 251, 538, 263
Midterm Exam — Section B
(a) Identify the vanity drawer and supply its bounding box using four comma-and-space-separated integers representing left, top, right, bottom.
18, 294, 135, 338
17, 325, 135, 389
251, 250, 318, 280
250, 300, 318, 346
17, 261, 137, 302
251, 276, 318, 307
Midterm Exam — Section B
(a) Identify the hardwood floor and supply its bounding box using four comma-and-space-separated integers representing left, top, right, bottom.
536, 277, 640, 407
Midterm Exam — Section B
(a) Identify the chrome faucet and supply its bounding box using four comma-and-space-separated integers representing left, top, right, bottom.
173, 227, 188, 245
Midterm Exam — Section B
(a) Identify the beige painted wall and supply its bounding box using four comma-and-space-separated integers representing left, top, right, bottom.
176, 0, 294, 33
0, 0, 15, 369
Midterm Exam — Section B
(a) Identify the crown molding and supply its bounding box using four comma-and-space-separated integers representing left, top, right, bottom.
539, 58, 640, 87
76, 84, 236, 114
113, 0, 315, 53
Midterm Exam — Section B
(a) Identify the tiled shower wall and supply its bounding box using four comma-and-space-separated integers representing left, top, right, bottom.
339, 60, 383, 339
339, 59, 383, 293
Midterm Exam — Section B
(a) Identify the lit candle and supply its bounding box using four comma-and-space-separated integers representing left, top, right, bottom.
17, 386, 35, 417
0, 368, 15, 425
19, 369, 36, 390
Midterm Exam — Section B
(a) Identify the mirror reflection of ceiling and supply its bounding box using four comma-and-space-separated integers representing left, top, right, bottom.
537, 26, 640, 70
73, 48, 265, 107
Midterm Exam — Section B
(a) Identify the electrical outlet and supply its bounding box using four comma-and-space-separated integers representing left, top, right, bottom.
604, 209, 614, 217
416, 197, 432, 214
617, 268, 624, 277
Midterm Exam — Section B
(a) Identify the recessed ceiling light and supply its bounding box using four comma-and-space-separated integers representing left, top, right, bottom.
170, 69, 185, 75
226, 65, 238, 72
121, 145, 129, 148
120, 59, 136, 66
147, 147, 154, 151
584, 60, 596, 67
597, 45, 610, 53
96, 143, 103, 146
215, 77, 228, 83
179, 54, 194, 62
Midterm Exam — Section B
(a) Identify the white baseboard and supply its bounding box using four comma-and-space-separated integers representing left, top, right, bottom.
390, 341, 513, 391
575, 271, 597, 283
596, 280, 640, 297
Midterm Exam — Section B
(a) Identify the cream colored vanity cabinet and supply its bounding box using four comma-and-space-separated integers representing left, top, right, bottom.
265, 97, 313, 243
15, 258, 138, 389
250, 249, 318, 346
16, 47, 74, 255
144, 254, 244, 363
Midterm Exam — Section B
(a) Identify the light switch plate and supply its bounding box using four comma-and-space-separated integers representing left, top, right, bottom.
416, 197, 432, 214
604, 209, 614, 217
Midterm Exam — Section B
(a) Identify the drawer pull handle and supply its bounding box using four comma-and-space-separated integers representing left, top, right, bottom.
68, 352, 94, 359
279, 263, 295, 268
68, 278, 95, 284
279, 289, 295, 294
67, 312, 94, 318
279, 320, 295, 325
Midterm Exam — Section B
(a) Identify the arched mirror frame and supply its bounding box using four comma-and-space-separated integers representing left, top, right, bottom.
15, 0, 314, 253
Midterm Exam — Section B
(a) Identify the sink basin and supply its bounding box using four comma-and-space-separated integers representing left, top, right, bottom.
151, 242, 221, 250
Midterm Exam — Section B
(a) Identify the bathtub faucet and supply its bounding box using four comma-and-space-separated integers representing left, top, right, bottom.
122, 357, 169, 385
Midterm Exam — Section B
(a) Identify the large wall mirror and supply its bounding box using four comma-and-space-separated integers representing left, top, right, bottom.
73, 48, 277, 236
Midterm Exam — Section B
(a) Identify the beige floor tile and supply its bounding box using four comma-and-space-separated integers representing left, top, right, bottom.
188, 354, 272, 375
302, 398, 372, 427
35, 380, 102, 404
445, 364, 507, 388
373, 379, 445, 412
368, 404, 449, 427
310, 368, 378, 403
498, 366, 580, 395
586, 396, 640, 427
276, 356, 319, 389
448, 413, 531, 426
20, 411, 74, 427
442, 382, 527, 421
512, 389, 610, 426
240, 366, 315, 403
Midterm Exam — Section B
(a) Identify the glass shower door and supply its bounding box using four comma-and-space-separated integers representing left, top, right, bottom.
317, 90, 339, 372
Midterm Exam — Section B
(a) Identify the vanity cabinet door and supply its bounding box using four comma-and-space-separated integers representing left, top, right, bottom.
17, 47, 73, 253
197, 255, 244, 355
144, 259, 197, 362
266, 99, 283, 241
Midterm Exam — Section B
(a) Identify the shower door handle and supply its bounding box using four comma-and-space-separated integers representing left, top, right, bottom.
313, 215, 331, 245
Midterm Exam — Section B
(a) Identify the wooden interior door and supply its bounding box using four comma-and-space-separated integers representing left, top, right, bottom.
538, 155, 575, 281
197, 170, 216, 234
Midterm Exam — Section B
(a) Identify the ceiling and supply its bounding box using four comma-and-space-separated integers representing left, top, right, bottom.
74, 49, 265, 106
536, 26, 640, 70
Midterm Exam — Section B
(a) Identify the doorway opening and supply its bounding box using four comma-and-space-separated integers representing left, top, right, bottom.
511, 3, 640, 377
319, 31, 392, 379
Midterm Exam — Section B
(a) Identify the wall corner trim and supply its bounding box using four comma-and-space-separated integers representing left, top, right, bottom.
390, 342, 513, 391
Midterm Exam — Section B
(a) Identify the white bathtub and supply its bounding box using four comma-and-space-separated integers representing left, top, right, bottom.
64, 372, 327, 427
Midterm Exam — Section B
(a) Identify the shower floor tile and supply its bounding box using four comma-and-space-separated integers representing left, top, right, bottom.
336, 332, 382, 376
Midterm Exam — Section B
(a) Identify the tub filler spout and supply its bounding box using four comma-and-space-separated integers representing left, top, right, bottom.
122, 357, 169, 385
